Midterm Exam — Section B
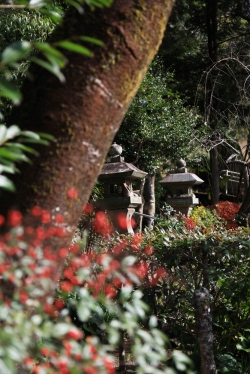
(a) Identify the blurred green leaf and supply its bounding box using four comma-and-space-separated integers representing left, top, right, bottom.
56, 41, 93, 57
1, 41, 31, 65
0, 175, 15, 191
30, 56, 65, 82
0, 79, 22, 104
79, 36, 104, 47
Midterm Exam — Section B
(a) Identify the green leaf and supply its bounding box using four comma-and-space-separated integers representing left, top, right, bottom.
0, 148, 29, 162
0, 175, 15, 191
20, 131, 40, 140
236, 343, 250, 352
56, 41, 93, 57
1, 41, 31, 65
5, 143, 38, 155
0, 79, 22, 104
0, 165, 15, 174
5, 125, 21, 140
79, 36, 104, 47
52, 323, 71, 337
0, 125, 7, 143
30, 57, 65, 83
37, 132, 55, 141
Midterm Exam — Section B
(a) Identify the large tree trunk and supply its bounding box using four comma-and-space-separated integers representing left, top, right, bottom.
0, 0, 174, 252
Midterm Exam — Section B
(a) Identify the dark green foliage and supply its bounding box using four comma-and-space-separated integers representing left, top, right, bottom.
115, 58, 205, 174
145, 221, 250, 373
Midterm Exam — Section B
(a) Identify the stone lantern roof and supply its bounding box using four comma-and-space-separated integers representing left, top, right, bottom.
160, 159, 203, 187
99, 143, 147, 181
159, 159, 204, 216
160, 173, 204, 186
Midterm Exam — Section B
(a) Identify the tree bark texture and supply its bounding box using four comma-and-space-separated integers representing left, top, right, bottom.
237, 184, 250, 225
206, 0, 220, 204
143, 174, 155, 230
194, 288, 217, 374
1, 0, 175, 250
209, 146, 220, 204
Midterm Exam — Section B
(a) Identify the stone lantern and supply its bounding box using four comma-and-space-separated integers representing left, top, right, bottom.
160, 159, 204, 216
95, 143, 147, 234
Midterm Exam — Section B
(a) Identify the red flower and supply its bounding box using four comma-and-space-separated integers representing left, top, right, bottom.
55, 214, 64, 223
24, 358, 34, 367
83, 366, 98, 374
112, 238, 128, 255
40, 347, 50, 356
8, 210, 22, 227
25, 226, 34, 235
137, 261, 148, 278
35, 227, 46, 240
67, 187, 78, 200
67, 328, 83, 340
104, 284, 117, 299
63, 268, 74, 280
83, 203, 93, 214
103, 357, 115, 374
116, 212, 128, 230
144, 246, 154, 255
54, 299, 65, 310
31, 206, 42, 217
58, 247, 69, 259
93, 211, 113, 237
70, 243, 79, 254
60, 281, 73, 293
41, 210, 51, 224
20, 291, 29, 304
55, 227, 66, 238
131, 233, 142, 250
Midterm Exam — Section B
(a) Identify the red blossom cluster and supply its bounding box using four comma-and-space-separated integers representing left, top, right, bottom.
184, 216, 196, 231
210, 201, 240, 229
0, 190, 167, 374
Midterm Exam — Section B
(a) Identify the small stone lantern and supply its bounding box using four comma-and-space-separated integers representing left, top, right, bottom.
95, 143, 147, 234
160, 159, 204, 216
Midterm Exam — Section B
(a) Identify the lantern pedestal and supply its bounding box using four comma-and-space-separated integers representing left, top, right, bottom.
96, 143, 147, 234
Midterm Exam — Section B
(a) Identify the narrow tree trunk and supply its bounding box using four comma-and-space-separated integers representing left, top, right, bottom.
135, 178, 145, 232
143, 174, 155, 230
237, 184, 250, 226
194, 288, 217, 374
209, 146, 220, 204
206, 0, 220, 204
118, 330, 126, 373
0, 0, 174, 254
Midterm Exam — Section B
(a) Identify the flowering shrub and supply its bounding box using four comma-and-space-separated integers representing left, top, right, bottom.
190, 205, 225, 232
209, 201, 240, 229
0, 204, 193, 374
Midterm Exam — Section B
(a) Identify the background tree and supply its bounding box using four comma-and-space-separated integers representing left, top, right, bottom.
159, 0, 250, 204
115, 59, 203, 227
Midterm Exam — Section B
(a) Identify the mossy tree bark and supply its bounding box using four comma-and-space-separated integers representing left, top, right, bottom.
1, 0, 175, 251
194, 288, 217, 374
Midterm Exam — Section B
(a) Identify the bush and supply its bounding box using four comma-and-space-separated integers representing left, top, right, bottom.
0, 207, 193, 374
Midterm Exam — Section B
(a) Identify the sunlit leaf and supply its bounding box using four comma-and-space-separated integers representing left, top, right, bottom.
0, 175, 15, 191
79, 36, 104, 47
30, 56, 65, 83
0, 125, 7, 143
0, 79, 22, 104
1, 41, 31, 65
56, 41, 93, 57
